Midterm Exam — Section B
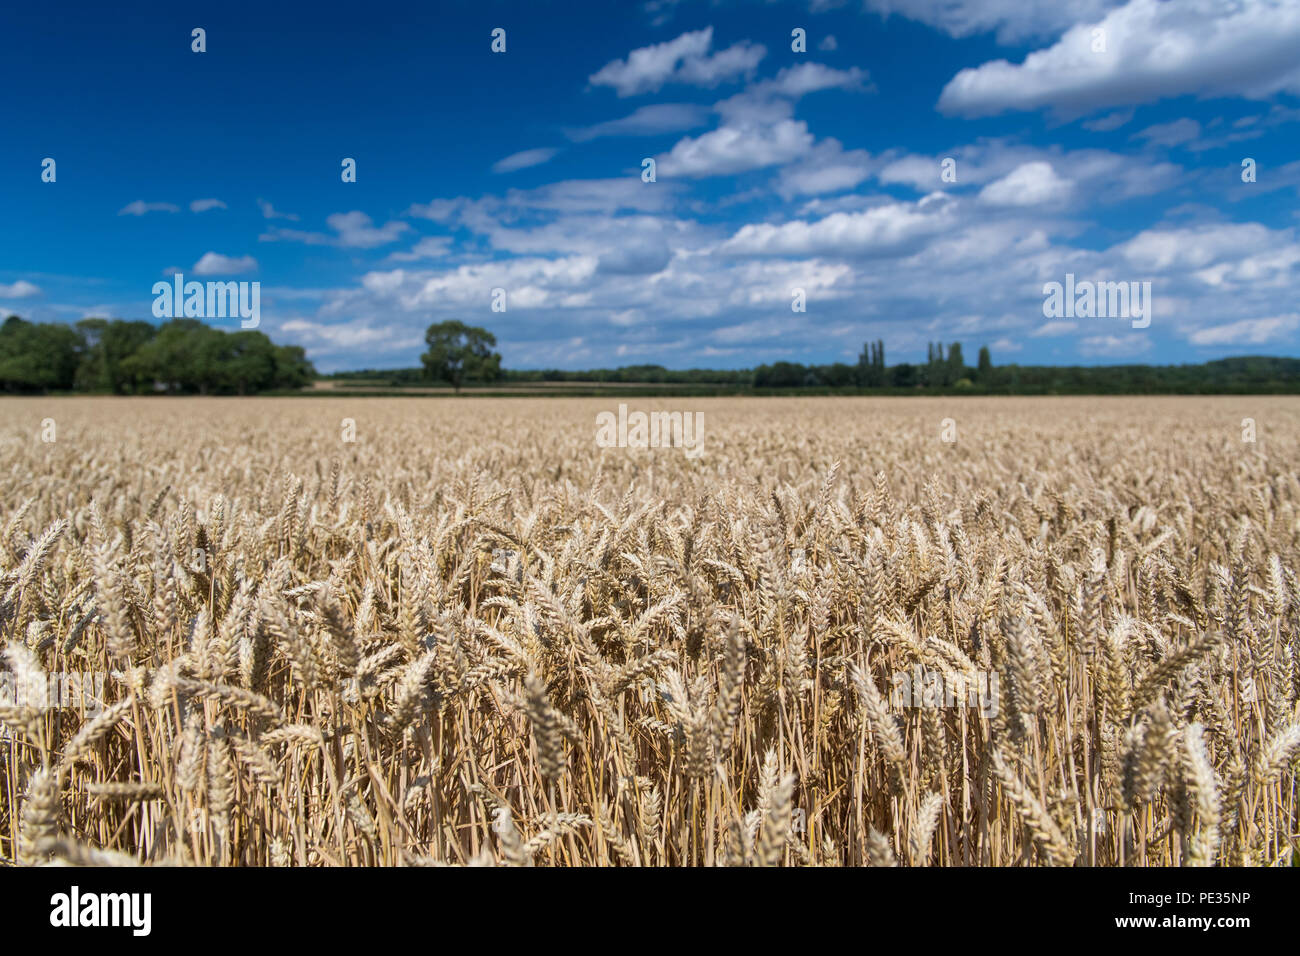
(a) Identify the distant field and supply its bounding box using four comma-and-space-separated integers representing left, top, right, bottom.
308, 379, 720, 396
311, 379, 700, 394
2, 396, 1297, 866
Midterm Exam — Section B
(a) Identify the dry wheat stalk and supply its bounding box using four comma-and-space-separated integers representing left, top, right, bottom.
0, 396, 1294, 866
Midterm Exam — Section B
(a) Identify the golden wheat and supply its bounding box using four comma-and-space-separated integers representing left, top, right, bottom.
0, 395, 1296, 866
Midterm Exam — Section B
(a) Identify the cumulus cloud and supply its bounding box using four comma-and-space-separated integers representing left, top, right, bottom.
659, 118, 814, 177
979, 161, 1073, 206
0, 280, 41, 298
880, 141, 1179, 203
278, 318, 423, 354
596, 237, 673, 275
492, 147, 561, 173
937, 0, 1300, 118
192, 252, 258, 275
776, 139, 874, 197
863, 0, 1121, 43
589, 27, 764, 96
719, 196, 951, 257
270, 192, 1300, 371
1118, 222, 1288, 273
756, 62, 870, 97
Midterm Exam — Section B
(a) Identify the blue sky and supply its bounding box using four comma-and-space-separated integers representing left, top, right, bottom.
3, 0, 1299, 371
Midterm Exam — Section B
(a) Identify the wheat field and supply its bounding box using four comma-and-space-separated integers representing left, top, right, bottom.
1, 396, 1297, 867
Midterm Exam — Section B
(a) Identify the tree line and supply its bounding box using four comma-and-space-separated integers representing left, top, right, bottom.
751, 340, 988, 388
11, 312, 1293, 396
0, 316, 315, 394
495, 341, 1300, 394
328, 321, 1300, 394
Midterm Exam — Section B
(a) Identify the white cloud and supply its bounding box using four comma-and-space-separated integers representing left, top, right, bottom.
492, 147, 561, 174
659, 118, 814, 177
278, 318, 422, 354
272, 202, 1300, 371
190, 198, 227, 213
0, 280, 41, 298
407, 179, 675, 232
777, 139, 874, 197
863, 0, 1121, 43
1118, 222, 1290, 275
193, 252, 258, 275
1080, 333, 1153, 356
818, 35, 838, 51
261, 211, 410, 249
1033, 320, 1079, 336
1187, 314, 1300, 345
405, 199, 462, 222
597, 236, 673, 275
258, 199, 300, 221
328, 212, 410, 248
757, 62, 870, 98
937, 0, 1300, 118
878, 154, 947, 191
1133, 118, 1201, 147
879, 140, 1179, 203
979, 161, 1073, 206
388, 237, 454, 262
566, 103, 711, 141
1082, 109, 1134, 131
226, 157, 1297, 371
589, 27, 765, 96
719, 197, 951, 257
118, 200, 179, 216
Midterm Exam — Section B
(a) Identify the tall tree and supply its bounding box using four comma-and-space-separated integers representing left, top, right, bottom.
421, 321, 502, 392
947, 342, 965, 384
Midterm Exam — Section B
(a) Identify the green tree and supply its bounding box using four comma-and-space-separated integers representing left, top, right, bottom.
977, 345, 992, 382
947, 342, 965, 385
0, 315, 314, 395
924, 342, 948, 387
891, 362, 917, 388
857, 339, 885, 387
420, 321, 502, 392
820, 362, 855, 387
121, 319, 219, 393
75, 318, 157, 393
0, 316, 83, 392
753, 361, 807, 388
205, 331, 278, 395
272, 345, 315, 390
